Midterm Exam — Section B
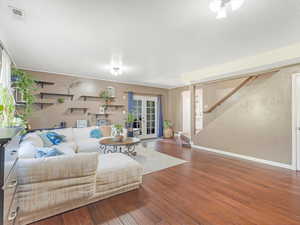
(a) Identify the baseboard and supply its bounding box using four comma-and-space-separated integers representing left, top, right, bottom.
192, 144, 296, 170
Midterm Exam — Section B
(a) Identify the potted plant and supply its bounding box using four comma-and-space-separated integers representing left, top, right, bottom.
99, 90, 114, 111
163, 120, 174, 138
57, 98, 65, 104
112, 124, 123, 142
125, 113, 135, 137
12, 68, 37, 125
0, 86, 25, 129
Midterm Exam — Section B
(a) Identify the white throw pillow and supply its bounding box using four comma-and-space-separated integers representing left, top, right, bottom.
22, 133, 43, 148
19, 142, 37, 159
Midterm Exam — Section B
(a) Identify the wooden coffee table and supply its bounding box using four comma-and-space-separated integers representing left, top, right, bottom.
99, 137, 141, 156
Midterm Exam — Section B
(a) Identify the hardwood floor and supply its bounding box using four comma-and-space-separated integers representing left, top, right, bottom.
31, 139, 300, 225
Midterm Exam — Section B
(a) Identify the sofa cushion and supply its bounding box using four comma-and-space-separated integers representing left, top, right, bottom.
76, 138, 100, 153
96, 153, 143, 193
55, 142, 77, 155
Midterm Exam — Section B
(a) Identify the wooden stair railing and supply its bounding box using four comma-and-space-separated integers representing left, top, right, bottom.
204, 76, 256, 113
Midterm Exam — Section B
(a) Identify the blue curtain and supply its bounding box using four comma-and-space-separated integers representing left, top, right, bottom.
158, 96, 163, 137
128, 92, 134, 113
127, 92, 134, 137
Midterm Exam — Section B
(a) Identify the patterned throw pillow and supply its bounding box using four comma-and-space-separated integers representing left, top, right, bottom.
90, 129, 102, 139
37, 132, 54, 147
46, 132, 65, 145
35, 147, 64, 158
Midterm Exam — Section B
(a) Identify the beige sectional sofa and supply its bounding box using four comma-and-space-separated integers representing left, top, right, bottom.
17, 126, 143, 225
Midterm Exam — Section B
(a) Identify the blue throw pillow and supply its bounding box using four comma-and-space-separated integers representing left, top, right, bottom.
46, 132, 65, 145
35, 147, 64, 158
38, 132, 54, 147
90, 129, 102, 139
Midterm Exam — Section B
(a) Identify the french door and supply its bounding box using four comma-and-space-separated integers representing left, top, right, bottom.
132, 96, 158, 139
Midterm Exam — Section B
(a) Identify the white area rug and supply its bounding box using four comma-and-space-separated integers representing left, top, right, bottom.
132, 145, 187, 175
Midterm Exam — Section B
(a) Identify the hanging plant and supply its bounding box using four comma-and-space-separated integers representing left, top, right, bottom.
12, 68, 37, 122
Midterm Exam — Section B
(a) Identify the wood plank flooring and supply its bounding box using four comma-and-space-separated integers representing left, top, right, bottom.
31, 139, 300, 225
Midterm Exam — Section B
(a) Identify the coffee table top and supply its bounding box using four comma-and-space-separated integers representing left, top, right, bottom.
100, 137, 140, 146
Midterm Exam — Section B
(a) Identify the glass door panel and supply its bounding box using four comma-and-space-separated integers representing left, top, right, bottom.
133, 99, 143, 135
133, 96, 158, 139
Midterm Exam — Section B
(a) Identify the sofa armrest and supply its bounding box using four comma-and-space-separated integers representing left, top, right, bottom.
17, 152, 99, 185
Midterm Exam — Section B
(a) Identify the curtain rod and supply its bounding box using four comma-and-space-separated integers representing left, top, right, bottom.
124, 91, 163, 96
0, 40, 16, 66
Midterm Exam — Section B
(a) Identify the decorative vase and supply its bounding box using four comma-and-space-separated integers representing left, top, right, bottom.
163, 128, 173, 139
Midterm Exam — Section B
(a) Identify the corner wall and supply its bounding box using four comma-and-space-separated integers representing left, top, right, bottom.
168, 65, 300, 165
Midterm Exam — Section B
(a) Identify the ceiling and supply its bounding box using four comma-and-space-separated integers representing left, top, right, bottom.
1, 0, 300, 88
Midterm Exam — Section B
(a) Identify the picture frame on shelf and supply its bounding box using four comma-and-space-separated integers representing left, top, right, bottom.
99, 106, 105, 114
96, 119, 109, 126
76, 120, 88, 128
107, 86, 116, 98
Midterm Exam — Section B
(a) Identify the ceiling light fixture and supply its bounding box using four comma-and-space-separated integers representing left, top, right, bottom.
110, 65, 123, 76
210, 0, 244, 19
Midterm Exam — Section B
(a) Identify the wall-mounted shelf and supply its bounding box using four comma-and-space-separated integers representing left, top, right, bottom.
80, 95, 115, 101
16, 102, 54, 109
35, 80, 55, 88
40, 92, 74, 100
69, 107, 88, 113
88, 113, 110, 118
106, 104, 125, 108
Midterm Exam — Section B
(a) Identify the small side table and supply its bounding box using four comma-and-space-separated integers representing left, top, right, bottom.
99, 137, 141, 156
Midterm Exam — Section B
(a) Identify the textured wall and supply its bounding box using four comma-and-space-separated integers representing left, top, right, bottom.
169, 65, 300, 164
25, 70, 169, 129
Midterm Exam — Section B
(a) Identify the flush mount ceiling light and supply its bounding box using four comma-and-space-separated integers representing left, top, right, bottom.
110, 65, 123, 76
109, 54, 123, 76
210, 0, 244, 19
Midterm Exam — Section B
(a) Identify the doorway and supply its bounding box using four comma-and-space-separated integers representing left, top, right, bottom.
182, 90, 191, 135
132, 95, 158, 139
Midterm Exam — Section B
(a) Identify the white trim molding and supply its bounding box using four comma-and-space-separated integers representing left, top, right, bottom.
292, 73, 300, 170
192, 144, 296, 170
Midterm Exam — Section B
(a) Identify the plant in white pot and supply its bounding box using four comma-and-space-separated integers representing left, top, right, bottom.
125, 113, 135, 137
112, 124, 124, 142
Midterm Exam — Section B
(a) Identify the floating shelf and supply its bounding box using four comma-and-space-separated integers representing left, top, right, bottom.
106, 104, 125, 108
35, 80, 55, 88
88, 113, 110, 118
80, 95, 115, 101
69, 107, 88, 113
40, 92, 74, 100
16, 102, 54, 109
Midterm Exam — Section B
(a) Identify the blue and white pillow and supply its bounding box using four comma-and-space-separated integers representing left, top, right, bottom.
35, 147, 64, 158
46, 132, 66, 145
38, 132, 54, 147
90, 129, 102, 139
38, 131, 66, 147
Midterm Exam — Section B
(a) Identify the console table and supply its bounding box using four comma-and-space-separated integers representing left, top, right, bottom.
0, 128, 23, 225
